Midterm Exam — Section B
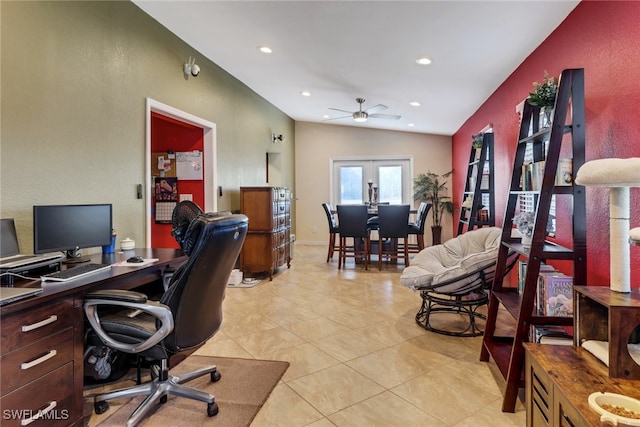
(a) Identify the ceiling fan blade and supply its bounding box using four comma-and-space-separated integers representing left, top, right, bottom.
365, 104, 388, 114
369, 113, 401, 120
325, 115, 352, 121
328, 107, 355, 114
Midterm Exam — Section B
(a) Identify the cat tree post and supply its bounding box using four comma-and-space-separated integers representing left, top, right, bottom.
575, 158, 640, 293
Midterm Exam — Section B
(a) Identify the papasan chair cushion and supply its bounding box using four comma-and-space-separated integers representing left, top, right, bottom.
400, 227, 503, 292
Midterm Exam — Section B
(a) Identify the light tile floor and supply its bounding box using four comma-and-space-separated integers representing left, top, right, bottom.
195, 244, 526, 426
86, 244, 526, 426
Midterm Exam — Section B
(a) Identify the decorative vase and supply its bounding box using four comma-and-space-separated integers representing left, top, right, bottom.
540, 106, 554, 128
521, 234, 532, 249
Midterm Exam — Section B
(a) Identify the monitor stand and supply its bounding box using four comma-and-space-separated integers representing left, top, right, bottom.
63, 249, 90, 264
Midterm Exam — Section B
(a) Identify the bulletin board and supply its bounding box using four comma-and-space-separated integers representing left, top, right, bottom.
151, 152, 176, 177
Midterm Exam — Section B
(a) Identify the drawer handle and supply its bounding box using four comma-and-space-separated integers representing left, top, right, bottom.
21, 315, 58, 332
21, 401, 57, 426
21, 350, 57, 370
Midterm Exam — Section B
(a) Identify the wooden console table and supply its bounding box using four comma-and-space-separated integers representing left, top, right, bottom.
0, 249, 186, 427
525, 344, 640, 426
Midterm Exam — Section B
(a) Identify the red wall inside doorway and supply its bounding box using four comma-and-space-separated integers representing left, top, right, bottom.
151, 112, 204, 249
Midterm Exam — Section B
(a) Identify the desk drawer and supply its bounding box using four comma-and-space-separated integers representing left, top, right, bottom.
1, 297, 75, 351
1, 362, 74, 427
1, 328, 74, 394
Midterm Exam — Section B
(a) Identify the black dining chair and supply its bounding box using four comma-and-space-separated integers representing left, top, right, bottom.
321, 203, 339, 262
407, 202, 432, 253
377, 204, 411, 270
336, 205, 370, 270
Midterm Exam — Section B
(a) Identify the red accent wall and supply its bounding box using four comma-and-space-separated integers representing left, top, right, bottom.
151, 112, 204, 248
453, 1, 640, 287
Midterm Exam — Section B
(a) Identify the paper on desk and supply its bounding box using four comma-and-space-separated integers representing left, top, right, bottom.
111, 259, 159, 268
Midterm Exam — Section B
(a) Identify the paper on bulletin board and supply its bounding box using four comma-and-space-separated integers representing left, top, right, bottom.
151, 152, 176, 177
176, 151, 203, 180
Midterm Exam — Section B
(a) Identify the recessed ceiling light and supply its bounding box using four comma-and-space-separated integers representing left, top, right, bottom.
409, 101, 421, 107
300, 91, 311, 97
322, 114, 330, 119
258, 46, 272, 54
408, 123, 415, 127
415, 57, 432, 65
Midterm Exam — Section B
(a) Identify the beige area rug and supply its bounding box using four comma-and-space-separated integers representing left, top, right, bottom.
92, 356, 289, 427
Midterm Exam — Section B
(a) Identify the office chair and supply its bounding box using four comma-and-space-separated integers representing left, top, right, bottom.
84, 213, 248, 427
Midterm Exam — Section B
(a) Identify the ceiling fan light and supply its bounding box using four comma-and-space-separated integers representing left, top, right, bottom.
353, 111, 368, 122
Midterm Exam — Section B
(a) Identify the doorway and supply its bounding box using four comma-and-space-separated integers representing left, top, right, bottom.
145, 98, 217, 248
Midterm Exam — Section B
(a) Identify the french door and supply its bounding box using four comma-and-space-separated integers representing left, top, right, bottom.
331, 157, 412, 206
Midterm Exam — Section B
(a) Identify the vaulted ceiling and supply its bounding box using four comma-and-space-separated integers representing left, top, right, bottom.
134, 0, 579, 135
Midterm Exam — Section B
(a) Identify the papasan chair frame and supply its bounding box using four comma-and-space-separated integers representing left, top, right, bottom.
401, 227, 518, 337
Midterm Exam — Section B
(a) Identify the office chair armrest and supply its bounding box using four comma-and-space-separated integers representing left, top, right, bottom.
85, 289, 148, 304
84, 291, 174, 354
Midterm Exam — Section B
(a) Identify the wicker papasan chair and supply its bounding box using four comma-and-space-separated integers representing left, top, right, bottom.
400, 227, 517, 337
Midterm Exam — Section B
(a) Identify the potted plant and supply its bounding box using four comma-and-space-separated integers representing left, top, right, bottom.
413, 170, 455, 245
472, 133, 484, 159
526, 71, 558, 127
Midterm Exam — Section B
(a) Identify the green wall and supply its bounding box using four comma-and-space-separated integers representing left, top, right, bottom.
1, 1, 294, 251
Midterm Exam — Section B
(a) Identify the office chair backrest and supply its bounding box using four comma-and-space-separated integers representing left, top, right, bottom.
161, 213, 248, 352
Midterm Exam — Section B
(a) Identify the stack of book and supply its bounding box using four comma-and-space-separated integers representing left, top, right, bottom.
530, 325, 573, 345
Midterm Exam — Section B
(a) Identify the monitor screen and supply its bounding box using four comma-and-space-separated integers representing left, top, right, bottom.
33, 204, 112, 262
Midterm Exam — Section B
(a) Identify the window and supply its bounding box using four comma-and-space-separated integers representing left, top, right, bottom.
331, 157, 412, 205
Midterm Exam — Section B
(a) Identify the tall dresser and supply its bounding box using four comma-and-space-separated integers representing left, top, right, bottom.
240, 186, 291, 280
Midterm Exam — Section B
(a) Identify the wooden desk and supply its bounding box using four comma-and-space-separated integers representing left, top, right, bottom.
0, 249, 186, 427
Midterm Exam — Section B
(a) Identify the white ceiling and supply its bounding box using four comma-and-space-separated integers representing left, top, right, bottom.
134, 0, 579, 135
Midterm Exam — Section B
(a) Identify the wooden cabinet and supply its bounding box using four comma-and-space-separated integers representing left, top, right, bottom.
458, 130, 495, 235
480, 68, 586, 412
525, 344, 640, 427
240, 186, 292, 280
0, 296, 82, 426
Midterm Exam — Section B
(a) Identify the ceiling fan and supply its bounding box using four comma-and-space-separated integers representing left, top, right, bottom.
328, 97, 401, 123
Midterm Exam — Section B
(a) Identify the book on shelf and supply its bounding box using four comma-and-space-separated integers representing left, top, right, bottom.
537, 273, 574, 316
518, 261, 555, 294
531, 160, 545, 191
555, 157, 573, 186
530, 325, 573, 344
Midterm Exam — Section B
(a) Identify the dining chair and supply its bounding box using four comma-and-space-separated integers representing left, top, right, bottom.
407, 202, 432, 253
377, 204, 411, 270
336, 205, 370, 270
321, 203, 339, 262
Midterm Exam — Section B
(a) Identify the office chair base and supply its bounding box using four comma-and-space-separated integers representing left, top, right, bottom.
93, 364, 221, 427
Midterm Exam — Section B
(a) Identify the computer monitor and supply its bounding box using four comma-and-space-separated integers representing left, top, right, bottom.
33, 204, 113, 263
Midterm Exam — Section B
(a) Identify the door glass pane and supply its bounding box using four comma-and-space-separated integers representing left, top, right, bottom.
339, 166, 363, 204
378, 165, 402, 204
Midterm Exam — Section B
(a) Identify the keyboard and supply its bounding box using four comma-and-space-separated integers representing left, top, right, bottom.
41, 263, 111, 282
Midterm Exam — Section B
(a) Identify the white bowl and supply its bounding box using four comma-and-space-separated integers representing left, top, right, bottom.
589, 392, 640, 426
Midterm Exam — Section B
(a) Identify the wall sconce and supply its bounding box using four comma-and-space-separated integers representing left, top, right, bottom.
183, 56, 200, 79
272, 133, 285, 144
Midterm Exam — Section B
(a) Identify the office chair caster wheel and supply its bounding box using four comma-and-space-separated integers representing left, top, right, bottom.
207, 402, 219, 417
211, 371, 221, 382
94, 400, 109, 414
160, 394, 168, 404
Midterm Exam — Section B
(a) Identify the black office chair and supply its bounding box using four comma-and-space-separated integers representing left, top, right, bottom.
377, 204, 411, 270
336, 205, 370, 270
407, 202, 432, 253
84, 213, 248, 427
321, 203, 339, 262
